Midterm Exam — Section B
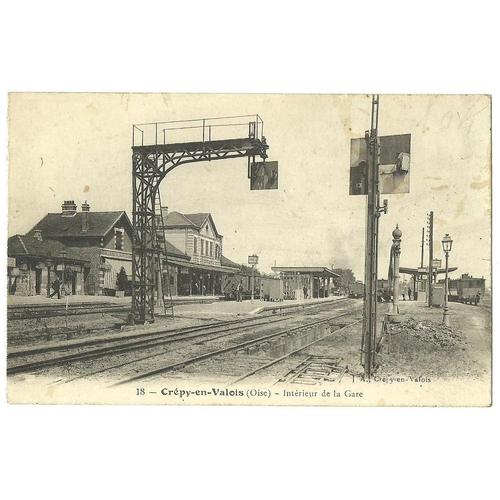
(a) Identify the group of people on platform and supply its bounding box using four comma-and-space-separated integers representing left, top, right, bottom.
49, 277, 69, 299
378, 286, 417, 303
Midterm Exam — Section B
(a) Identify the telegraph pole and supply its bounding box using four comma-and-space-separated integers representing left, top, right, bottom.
361, 95, 386, 378
417, 226, 424, 300
427, 211, 434, 307
420, 227, 425, 268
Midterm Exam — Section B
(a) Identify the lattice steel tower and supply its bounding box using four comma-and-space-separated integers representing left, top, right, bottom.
131, 115, 269, 324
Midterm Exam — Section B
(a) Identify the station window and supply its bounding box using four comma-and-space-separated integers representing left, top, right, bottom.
215, 244, 219, 258
115, 228, 124, 251
200, 240, 204, 256
210, 242, 213, 257
194, 237, 198, 254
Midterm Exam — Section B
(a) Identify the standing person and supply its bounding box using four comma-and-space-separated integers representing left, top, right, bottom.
303, 285, 307, 300
236, 281, 242, 302
50, 277, 61, 299
408, 287, 412, 301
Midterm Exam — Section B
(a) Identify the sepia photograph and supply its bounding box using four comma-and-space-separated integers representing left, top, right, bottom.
1, 3, 499, 500
6, 93, 491, 406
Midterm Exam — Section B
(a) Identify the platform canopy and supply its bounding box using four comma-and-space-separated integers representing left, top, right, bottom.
400, 266, 458, 276
271, 266, 339, 278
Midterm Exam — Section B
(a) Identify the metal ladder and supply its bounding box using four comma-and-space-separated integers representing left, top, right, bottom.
153, 192, 174, 318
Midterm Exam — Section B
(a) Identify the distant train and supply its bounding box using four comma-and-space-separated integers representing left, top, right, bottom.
448, 274, 485, 305
348, 281, 364, 299
348, 280, 392, 302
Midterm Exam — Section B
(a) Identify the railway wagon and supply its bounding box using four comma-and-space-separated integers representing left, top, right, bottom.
348, 281, 364, 299
261, 277, 283, 301
448, 274, 485, 305
222, 273, 249, 300
222, 273, 283, 301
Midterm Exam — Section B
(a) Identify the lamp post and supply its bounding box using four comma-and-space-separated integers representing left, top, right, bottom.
60, 249, 67, 295
442, 233, 453, 326
391, 225, 402, 314
248, 254, 259, 302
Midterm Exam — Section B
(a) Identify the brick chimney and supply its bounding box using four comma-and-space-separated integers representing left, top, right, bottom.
61, 200, 77, 217
81, 201, 90, 232
33, 229, 43, 241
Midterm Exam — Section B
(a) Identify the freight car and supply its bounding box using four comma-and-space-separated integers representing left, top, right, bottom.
260, 276, 283, 301
448, 274, 485, 305
222, 273, 283, 301
222, 273, 254, 300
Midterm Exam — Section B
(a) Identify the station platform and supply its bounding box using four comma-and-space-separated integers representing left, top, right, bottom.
7, 293, 348, 320
163, 295, 347, 318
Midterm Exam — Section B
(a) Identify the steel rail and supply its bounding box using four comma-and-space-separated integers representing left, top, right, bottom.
7, 298, 223, 320
8, 305, 131, 321
58, 301, 356, 384
114, 311, 354, 385
227, 319, 363, 386
9, 298, 351, 358
7, 314, 296, 376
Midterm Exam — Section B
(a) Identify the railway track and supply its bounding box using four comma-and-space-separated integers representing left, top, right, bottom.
7, 303, 130, 321
226, 320, 361, 387
7, 314, 296, 376
115, 307, 362, 386
7, 298, 221, 321
7, 298, 359, 384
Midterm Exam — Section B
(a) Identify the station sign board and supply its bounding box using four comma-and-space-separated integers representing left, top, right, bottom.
349, 134, 411, 195
250, 161, 278, 190
248, 255, 259, 265
432, 259, 442, 269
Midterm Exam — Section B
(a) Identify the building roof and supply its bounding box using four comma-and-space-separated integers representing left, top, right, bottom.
400, 266, 458, 275
165, 211, 221, 237
164, 211, 197, 229
271, 266, 340, 278
220, 255, 241, 269
29, 211, 132, 239
8, 235, 89, 263
184, 213, 209, 227
165, 241, 190, 260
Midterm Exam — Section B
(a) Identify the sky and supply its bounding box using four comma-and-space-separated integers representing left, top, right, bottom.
8, 94, 491, 284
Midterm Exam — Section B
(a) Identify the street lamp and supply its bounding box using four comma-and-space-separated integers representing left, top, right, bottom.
60, 248, 67, 289
248, 254, 259, 302
441, 233, 453, 326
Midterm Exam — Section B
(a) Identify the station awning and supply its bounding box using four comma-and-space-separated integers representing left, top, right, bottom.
171, 260, 239, 275
271, 266, 339, 278
400, 266, 458, 275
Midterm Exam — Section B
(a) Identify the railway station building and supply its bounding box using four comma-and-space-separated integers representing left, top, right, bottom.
7, 234, 88, 296
161, 210, 241, 296
271, 266, 340, 300
8, 200, 136, 297
7, 201, 244, 298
